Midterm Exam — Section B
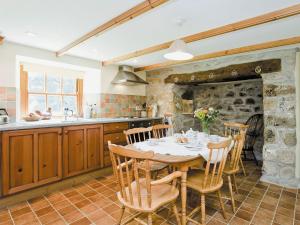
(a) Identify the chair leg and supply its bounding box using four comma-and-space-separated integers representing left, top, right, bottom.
147, 213, 152, 225
200, 194, 206, 225
117, 205, 125, 225
228, 175, 236, 213
172, 204, 181, 225
239, 157, 246, 176
232, 174, 238, 194
217, 190, 227, 220
252, 150, 259, 166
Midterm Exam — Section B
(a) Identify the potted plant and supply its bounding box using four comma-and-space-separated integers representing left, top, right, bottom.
194, 107, 219, 135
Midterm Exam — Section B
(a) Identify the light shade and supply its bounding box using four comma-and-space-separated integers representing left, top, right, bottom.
164, 39, 194, 61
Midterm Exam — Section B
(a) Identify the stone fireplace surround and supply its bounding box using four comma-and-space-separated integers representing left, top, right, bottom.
146, 48, 299, 187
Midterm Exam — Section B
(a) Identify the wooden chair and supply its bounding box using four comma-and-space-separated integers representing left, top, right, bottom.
224, 122, 249, 176
108, 142, 182, 225
186, 138, 232, 225
244, 114, 264, 165
124, 127, 169, 178
223, 130, 246, 213
152, 124, 173, 138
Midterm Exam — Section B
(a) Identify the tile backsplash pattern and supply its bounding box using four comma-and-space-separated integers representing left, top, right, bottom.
99, 94, 146, 118
0, 87, 16, 122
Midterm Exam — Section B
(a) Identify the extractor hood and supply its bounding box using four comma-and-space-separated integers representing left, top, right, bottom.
112, 65, 148, 85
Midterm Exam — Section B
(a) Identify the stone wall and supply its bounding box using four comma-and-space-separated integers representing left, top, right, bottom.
193, 79, 263, 134
146, 48, 299, 187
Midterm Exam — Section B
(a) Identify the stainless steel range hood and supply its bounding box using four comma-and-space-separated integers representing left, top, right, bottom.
112, 65, 148, 85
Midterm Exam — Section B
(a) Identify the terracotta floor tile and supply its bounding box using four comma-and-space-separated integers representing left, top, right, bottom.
235, 209, 253, 222
0, 213, 11, 223
45, 218, 66, 225
273, 213, 294, 225
79, 203, 98, 215
8, 201, 29, 212
51, 199, 72, 210
74, 199, 91, 209
102, 203, 121, 214
35, 206, 55, 217
70, 217, 92, 225
13, 212, 39, 225
88, 209, 108, 222
251, 213, 273, 225
58, 205, 77, 216
94, 214, 117, 225
229, 216, 250, 225
10, 206, 32, 218
276, 206, 294, 217
63, 209, 84, 223
39, 211, 61, 224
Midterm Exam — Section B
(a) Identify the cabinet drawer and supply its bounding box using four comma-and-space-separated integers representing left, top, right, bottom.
104, 122, 128, 133
104, 132, 127, 146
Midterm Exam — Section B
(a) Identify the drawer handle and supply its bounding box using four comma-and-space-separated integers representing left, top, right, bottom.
116, 137, 120, 139
116, 126, 119, 129
43, 164, 47, 168
18, 168, 23, 173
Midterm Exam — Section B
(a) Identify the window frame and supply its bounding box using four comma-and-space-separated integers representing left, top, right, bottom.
20, 65, 83, 118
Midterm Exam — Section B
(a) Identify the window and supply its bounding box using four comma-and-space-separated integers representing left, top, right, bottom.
20, 66, 83, 117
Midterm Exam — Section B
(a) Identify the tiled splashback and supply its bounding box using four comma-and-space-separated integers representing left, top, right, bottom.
99, 93, 146, 118
0, 87, 16, 122
0, 88, 145, 121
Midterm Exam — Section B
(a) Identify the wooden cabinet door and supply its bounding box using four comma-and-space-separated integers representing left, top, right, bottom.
1, 128, 63, 196
37, 128, 62, 182
2, 131, 35, 195
86, 125, 103, 170
63, 127, 85, 177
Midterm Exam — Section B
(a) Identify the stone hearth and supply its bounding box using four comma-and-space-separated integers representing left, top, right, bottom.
146, 48, 299, 187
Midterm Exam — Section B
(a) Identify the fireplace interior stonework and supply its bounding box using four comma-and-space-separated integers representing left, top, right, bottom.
146, 48, 299, 187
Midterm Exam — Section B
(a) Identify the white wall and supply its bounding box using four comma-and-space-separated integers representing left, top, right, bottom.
0, 42, 146, 96
100, 65, 146, 96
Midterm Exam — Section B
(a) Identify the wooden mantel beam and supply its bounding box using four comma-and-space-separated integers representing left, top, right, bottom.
103, 3, 300, 66
0, 36, 4, 45
134, 36, 300, 72
56, 0, 169, 57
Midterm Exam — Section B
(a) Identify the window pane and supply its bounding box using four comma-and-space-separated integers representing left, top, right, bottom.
47, 75, 61, 93
48, 95, 62, 114
63, 96, 77, 114
63, 77, 76, 94
28, 72, 45, 92
28, 94, 46, 112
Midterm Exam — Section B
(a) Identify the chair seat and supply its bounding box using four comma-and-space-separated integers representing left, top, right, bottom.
117, 179, 179, 212
187, 170, 223, 194
223, 164, 239, 175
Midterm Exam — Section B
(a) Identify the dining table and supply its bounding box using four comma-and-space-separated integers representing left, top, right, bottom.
127, 133, 230, 225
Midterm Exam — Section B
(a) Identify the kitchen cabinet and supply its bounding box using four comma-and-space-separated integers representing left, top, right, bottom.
0, 118, 161, 196
1, 128, 62, 196
63, 124, 103, 177
103, 122, 128, 167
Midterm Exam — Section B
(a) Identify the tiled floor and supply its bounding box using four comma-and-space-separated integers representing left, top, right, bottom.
0, 162, 299, 225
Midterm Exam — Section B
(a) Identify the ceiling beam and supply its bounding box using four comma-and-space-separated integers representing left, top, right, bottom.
0, 36, 4, 45
103, 3, 300, 66
56, 0, 169, 57
134, 36, 300, 72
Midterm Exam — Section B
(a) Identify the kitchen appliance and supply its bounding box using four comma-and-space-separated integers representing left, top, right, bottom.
112, 65, 149, 85
0, 108, 9, 124
129, 119, 153, 129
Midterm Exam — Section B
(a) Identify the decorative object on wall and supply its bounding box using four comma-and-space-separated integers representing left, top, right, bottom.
164, 39, 194, 61
164, 59, 281, 84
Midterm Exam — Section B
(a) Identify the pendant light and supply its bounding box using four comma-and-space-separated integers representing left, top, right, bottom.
164, 39, 194, 61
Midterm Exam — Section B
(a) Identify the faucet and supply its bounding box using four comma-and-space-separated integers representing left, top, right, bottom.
64, 108, 73, 121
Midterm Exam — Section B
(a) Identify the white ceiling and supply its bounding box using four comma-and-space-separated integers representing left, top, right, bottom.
1, 0, 300, 67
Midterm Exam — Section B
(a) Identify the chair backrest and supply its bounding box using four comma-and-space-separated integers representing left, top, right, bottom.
202, 138, 232, 190
244, 114, 264, 150
124, 127, 153, 144
224, 122, 249, 136
108, 142, 154, 209
228, 130, 246, 171
152, 124, 173, 138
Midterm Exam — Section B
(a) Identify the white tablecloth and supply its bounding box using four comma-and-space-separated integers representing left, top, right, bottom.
133, 135, 232, 163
